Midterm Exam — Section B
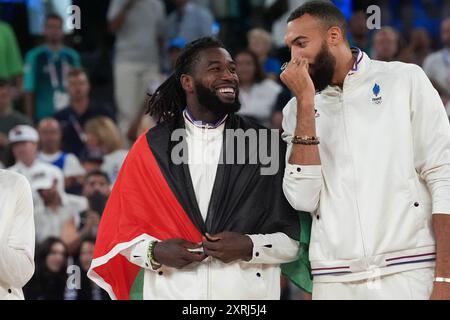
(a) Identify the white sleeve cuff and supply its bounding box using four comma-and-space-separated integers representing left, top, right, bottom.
285, 164, 322, 179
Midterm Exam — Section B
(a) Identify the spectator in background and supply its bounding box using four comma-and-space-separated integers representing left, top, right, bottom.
107, 0, 166, 140
0, 80, 32, 166
235, 49, 282, 127
247, 28, 282, 80
7, 125, 64, 195
347, 11, 371, 54
166, 0, 214, 44
65, 237, 109, 300
79, 150, 104, 175
163, 36, 187, 75
0, 20, 23, 91
32, 166, 87, 245
62, 170, 111, 255
371, 26, 400, 62
23, 237, 68, 300
23, 14, 81, 122
84, 117, 128, 184
54, 68, 114, 158
398, 27, 432, 66
37, 118, 85, 194
423, 18, 450, 98
271, 86, 293, 130
264, 0, 308, 50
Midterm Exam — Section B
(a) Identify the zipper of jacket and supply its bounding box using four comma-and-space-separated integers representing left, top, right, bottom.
204, 125, 211, 300
206, 257, 211, 299
340, 89, 369, 268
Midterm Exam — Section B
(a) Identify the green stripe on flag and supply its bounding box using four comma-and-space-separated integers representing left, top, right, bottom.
129, 269, 145, 300
281, 211, 313, 294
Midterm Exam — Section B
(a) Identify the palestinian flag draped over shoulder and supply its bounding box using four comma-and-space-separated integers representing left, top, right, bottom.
87, 133, 202, 299
88, 115, 312, 299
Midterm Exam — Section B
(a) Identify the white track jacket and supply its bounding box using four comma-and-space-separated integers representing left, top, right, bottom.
282, 50, 450, 283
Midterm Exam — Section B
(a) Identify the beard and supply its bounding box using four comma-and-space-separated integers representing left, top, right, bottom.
309, 42, 337, 93
195, 82, 241, 118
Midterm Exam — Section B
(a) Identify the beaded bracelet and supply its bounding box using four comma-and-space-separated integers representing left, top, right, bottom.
291, 135, 320, 145
147, 240, 161, 269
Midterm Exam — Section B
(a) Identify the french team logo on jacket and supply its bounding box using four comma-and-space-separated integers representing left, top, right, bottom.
372, 83, 382, 105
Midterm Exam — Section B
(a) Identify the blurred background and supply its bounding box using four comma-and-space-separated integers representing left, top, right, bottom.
1, 0, 449, 300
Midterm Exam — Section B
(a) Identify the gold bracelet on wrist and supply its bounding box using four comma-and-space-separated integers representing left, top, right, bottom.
291, 135, 320, 145
147, 240, 161, 269
434, 277, 450, 283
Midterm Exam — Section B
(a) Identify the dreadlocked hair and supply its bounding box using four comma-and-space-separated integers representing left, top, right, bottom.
146, 37, 225, 123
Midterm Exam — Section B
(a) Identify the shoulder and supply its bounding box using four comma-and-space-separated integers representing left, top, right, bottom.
62, 47, 80, 59
36, 161, 64, 176
369, 59, 425, 82
25, 45, 47, 61
423, 50, 443, 65
0, 169, 30, 192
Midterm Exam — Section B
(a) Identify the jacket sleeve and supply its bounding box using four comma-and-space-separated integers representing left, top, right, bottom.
281, 99, 322, 213
246, 233, 299, 264
0, 175, 35, 288
120, 236, 161, 271
410, 64, 450, 215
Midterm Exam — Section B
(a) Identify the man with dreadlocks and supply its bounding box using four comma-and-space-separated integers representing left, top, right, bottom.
88, 37, 309, 300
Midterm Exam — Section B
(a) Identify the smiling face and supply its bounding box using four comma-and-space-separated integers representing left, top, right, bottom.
184, 47, 241, 117
285, 14, 337, 92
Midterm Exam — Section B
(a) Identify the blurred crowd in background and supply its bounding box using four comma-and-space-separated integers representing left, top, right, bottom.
0, 0, 450, 300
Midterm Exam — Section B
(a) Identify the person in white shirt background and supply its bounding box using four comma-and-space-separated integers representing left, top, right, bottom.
423, 17, 450, 99
7, 125, 64, 196
235, 49, 282, 127
37, 118, 85, 194
281, 1, 450, 299
0, 169, 35, 300
32, 165, 87, 246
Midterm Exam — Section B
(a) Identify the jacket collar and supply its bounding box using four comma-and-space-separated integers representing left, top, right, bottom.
321, 47, 370, 96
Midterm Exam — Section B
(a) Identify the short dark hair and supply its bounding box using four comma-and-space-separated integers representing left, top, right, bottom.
84, 169, 110, 185
45, 13, 63, 25
287, 1, 347, 35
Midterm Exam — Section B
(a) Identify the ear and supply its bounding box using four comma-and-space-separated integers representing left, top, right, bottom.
180, 74, 195, 93
327, 26, 343, 46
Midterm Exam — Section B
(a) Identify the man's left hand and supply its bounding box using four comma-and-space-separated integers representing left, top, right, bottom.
202, 232, 253, 263
430, 282, 450, 300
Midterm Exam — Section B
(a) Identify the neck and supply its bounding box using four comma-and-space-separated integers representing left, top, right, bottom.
21, 158, 35, 167
331, 46, 356, 88
48, 43, 62, 52
186, 104, 222, 124
42, 147, 59, 155
71, 97, 89, 115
